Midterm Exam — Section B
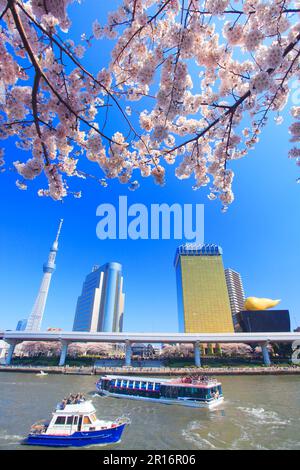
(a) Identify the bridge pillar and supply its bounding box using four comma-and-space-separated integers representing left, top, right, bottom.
261, 342, 271, 366
59, 341, 69, 366
5, 340, 18, 365
125, 341, 132, 367
194, 342, 201, 367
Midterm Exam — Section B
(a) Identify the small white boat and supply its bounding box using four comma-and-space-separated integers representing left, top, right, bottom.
36, 371, 48, 377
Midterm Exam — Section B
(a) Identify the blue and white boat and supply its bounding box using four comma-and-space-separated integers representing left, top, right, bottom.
23, 398, 129, 447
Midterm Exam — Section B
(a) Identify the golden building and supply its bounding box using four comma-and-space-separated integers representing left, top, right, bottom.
175, 244, 234, 333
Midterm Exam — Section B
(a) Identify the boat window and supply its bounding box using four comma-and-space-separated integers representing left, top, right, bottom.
55, 416, 66, 425
123, 380, 128, 388
136, 381, 141, 389
90, 414, 97, 422
83, 416, 92, 425
66, 416, 73, 425
155, 383, 160, 391
141, 382, 147, 390
147, 383, 153, 391
128, 381, 134, 389
73, 416, 78, 425
117, 380, 122, 387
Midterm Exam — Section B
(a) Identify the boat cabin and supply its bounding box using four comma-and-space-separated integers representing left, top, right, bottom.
44, 402, 108, 436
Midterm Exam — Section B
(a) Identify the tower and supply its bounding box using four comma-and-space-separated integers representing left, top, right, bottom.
174, 243, 234, 333
25, 219, 63, 332
224, 268, 245, 330
73, 262, 125, 333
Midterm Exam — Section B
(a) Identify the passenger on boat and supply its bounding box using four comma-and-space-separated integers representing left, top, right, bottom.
58, 393, 86, 409
182, 376, 192, 384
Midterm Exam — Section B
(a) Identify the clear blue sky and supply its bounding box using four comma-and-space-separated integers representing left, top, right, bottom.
0, 1, 299, 332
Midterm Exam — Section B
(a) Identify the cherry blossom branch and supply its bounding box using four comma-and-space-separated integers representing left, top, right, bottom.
32, 71, 50, 164
16, 0, 155, 162
0, 2, 9, 20
112, 0, 173, 65
164, 30, 300, 155
16, 2, 135, 132
8, 0, 116, 145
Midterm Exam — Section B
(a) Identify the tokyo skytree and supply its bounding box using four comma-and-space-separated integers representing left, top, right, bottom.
25, 219, 64, 332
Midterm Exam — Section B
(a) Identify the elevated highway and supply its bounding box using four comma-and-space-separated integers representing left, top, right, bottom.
1, 330, 299, 367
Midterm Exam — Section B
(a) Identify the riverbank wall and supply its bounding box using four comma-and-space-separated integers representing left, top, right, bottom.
1, 365, 300, 376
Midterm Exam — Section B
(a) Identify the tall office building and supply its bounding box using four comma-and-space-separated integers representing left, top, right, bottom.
225, 268, 245, 330
174, 244, 234, 333
26, 219, 63, 332
73, 262, 125, 332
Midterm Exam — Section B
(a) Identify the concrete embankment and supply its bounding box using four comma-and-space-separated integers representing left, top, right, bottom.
1, 365, 300, 376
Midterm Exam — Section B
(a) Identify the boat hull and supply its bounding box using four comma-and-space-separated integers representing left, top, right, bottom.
23, 423, 126, 448
98, 389, 224, 408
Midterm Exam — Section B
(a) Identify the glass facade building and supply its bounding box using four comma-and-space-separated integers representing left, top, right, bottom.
174, 244, 234, 333
73, 262, 125, 332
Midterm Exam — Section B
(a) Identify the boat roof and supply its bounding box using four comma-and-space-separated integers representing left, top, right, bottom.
101, 375, 221, 387
55, 401, 95, 414
168, 378, 221, 389
101, 374, 163, 382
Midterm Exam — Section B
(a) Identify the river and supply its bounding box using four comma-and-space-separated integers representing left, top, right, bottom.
0, 372, 299, 450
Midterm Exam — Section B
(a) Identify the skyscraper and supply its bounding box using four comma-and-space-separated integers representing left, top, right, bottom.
73, 262, 125, 332
225, 268, 245, 330
26, 219, 63, 332
174, 244, 234, 333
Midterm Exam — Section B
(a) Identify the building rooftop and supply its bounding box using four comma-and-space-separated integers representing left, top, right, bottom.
174, 243, 223, 267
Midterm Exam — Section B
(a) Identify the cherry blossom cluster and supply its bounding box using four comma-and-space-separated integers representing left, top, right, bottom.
289, 105, 300, 178
0, 0, 299, 208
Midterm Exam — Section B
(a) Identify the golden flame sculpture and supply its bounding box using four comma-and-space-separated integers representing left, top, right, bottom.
244, 297, 281, 311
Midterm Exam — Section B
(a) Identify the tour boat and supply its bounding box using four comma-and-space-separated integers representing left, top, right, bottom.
96, 375, 224, 408
23, 396, 129, 447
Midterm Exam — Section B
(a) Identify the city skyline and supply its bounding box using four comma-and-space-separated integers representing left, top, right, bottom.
1, 218, 298, 331
13, 235, 290, 335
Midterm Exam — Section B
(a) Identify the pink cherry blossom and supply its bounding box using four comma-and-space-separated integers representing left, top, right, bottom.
0, 0, 298, 208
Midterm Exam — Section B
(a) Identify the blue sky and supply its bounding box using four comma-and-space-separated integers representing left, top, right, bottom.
0, 1, 299, 332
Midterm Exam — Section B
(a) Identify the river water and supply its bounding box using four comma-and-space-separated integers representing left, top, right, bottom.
0, 372, 299, 450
